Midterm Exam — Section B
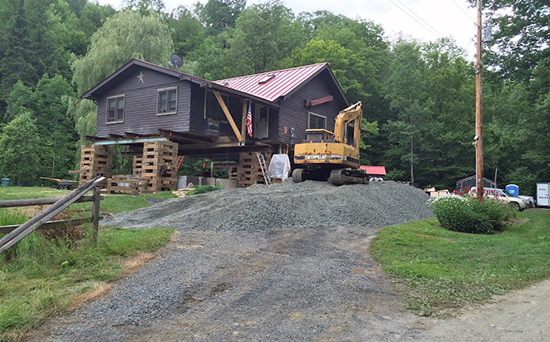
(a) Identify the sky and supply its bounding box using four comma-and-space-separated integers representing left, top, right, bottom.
95, 0, 479, 60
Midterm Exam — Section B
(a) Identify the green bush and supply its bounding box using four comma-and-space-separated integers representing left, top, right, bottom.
430, 196, 493, 234
430, 195, 514, 234
468, 197, 510, 231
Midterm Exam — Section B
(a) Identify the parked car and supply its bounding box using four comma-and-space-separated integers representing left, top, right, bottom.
469, 187, 528, 211
518, 195, 535, 208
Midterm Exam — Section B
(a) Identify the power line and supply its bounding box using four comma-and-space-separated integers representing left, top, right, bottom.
450, 0, 478, 25
388, 0, 441, 39
397, 0, 444, 38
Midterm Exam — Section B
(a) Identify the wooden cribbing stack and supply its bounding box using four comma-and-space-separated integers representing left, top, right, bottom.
237, 152, 272, 188
79, 145, 112, 188
107, 175, 140, 195
139, 141, 178, 193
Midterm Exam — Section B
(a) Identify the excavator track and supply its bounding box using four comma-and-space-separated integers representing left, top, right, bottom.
328, 168, 369, 186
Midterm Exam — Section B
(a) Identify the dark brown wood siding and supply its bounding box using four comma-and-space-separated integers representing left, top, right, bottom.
268, 108, 279, 140
278, 70, 347, 145
189, 83, 206, 133
96, 69, 191, 137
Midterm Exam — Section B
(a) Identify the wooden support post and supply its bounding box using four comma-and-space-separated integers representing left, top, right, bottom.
241, 100, 248, 144
213, 91, 242, 141
90, 186, 100, 247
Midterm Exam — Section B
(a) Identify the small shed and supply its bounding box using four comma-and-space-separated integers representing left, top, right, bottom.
456, 175, 496, 190
360, 166, 386, 180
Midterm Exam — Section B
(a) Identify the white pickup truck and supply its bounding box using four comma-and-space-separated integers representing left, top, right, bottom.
469, 187, 529, 211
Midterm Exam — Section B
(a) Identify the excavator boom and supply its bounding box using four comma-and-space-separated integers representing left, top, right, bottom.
333, 101, 363, 147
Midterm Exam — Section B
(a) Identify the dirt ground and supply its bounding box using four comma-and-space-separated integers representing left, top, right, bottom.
28, 227, 550, 342
409, 279, 550, 342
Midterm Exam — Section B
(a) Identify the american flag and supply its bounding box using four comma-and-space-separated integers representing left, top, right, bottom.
246, 102, 253, 137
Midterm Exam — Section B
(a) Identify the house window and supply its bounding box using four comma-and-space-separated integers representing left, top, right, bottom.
157, 87, 178, 115
308, 112, 327, 129
106, 95, 125, 123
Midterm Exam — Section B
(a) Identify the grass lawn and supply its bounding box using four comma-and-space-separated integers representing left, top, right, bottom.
0, 186, 177, 215
0, 187, 176, 340
0, 227, 173, 341
371, 209, 550, 317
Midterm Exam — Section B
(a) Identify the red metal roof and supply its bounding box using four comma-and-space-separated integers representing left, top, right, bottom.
214, 63, 328, 103
360, 166, 387, 175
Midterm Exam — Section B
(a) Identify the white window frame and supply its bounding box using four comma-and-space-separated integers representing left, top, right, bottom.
157, 87, 178, 116
106, 94, 125, 124
308, 112, 327, 129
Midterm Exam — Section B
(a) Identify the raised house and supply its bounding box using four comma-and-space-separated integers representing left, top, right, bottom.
81, 58, 349, 190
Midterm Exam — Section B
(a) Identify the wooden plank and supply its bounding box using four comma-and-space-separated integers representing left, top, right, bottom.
213, 91, 242, 142
157, 129, 214, 143
0, 217, 93, 234
93, 137, 169, 145
0, 195, 100, 208
306, 95, 334, 107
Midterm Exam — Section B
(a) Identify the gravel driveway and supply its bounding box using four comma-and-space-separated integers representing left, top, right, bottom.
32, 227, 425, 341
29, 182, 435, 341
28, 182, 549, 341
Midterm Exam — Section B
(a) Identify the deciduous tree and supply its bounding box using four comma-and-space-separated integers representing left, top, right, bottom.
0, 112, 41, 185
71, 10, 173, 96
195, 0, 245, 35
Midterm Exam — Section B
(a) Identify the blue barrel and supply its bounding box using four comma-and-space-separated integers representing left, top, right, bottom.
1, 178, 10, 187
506, 184, 519, 197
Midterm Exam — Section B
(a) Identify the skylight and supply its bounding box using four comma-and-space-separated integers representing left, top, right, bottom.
258, 73, 275, 84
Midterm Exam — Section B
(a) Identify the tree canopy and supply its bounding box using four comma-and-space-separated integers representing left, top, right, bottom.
71, 9, 173, 96
0, 0, 547, 193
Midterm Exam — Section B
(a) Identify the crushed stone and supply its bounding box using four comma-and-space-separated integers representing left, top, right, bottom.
101, 181, 433, 231
30, 181, 434, 342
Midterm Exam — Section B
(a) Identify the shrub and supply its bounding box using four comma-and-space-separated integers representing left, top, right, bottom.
467, 197, 508, 231
430, 196, 494, 234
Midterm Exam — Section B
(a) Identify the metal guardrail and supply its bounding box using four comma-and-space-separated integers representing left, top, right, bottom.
0, 177, 105, 254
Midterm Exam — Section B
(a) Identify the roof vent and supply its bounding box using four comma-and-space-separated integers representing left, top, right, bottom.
258, 73, 275, 84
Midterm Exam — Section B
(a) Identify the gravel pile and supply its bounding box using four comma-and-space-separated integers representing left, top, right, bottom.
33, 181, 433, 342
102, 181, 433, 231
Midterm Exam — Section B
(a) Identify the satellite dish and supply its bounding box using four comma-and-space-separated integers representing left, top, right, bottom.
169, 54, 183, 72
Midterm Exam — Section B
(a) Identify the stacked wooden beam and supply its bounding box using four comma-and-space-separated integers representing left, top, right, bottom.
79, 145, 112, 188
139, 141, 178, 193
132, 155, 143, 175
229, 166, 239, 182
237, 152, 271, 188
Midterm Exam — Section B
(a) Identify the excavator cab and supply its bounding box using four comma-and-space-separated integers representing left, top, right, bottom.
303, 129, 334, 143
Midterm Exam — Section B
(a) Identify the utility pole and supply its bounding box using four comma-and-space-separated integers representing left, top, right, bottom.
476, 0, 484, 198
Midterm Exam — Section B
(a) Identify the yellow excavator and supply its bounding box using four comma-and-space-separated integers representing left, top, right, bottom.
292, 101, 369, 185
